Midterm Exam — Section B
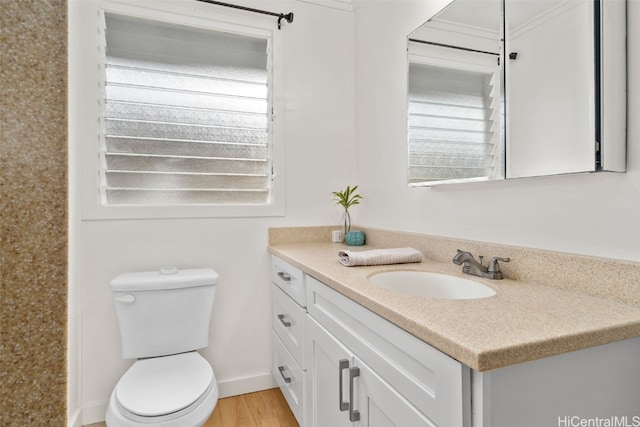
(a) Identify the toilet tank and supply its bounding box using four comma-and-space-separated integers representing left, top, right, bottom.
111, 267, 218, 359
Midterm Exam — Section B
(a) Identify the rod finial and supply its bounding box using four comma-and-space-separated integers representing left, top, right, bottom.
278, 12, 294, 29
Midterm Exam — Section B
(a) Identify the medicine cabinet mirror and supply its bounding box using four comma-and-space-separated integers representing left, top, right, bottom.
407, 0, 626, 187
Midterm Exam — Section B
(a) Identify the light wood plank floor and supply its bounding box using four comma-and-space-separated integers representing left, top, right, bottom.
84, 388, 298, 427
205, 388, 298, 427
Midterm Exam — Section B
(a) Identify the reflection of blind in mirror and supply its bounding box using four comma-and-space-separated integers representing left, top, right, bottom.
408, 63, 498, 183
99, 12, 270, 205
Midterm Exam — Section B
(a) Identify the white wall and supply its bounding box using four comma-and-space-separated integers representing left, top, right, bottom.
354, 0, 640, 262
70, 0, 354, 423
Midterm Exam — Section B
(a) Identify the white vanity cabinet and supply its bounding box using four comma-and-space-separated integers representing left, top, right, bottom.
271, 256, 307, 425
304, 275, 470, 427
271, 254, 640, 427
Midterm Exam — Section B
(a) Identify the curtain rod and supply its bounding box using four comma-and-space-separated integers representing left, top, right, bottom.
408, 38, 499, 57
195, 0, 294, 29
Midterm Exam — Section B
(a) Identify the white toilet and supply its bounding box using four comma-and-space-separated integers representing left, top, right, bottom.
106, 267, 219, 427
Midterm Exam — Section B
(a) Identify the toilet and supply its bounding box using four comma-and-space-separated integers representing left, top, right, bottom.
106, 266, 219, 427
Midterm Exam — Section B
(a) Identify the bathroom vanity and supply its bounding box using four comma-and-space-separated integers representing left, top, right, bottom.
269, 227, 640, 427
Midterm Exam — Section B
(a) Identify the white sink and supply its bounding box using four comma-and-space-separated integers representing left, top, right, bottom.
368, 271, 496, 300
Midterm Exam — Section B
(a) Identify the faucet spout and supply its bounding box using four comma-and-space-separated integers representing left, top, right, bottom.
452, 249, 487, 275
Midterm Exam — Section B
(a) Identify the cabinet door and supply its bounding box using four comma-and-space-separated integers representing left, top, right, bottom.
356, 360, 436, 427
306, 316, 436, 427
306, 316, 354, 427
306, 275, 469, 427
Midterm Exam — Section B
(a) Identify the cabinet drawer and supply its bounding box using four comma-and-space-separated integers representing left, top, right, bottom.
272, 256, 306, 307
306, 275, 469, 427
272, 330, 304, 425
272, 284, 306, 368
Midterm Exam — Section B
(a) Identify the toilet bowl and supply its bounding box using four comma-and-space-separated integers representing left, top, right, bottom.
106, 352, 219, 426
106, 268, 219, 426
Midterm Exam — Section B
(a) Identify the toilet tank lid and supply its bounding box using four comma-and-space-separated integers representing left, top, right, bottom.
111, 267, 218, 292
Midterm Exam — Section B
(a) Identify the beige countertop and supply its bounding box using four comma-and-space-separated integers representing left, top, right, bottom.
269, 240, 640, 371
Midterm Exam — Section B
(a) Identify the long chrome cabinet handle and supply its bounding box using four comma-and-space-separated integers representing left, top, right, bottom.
277, 365, 292, 384
277, 314, 291, 327
277, 271, 292, 282
349, 366, 361, 422
338, 359, 349, 412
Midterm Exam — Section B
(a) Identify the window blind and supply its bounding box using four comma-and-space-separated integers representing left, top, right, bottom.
408, 62, 499, 184
98, 12, 271, 205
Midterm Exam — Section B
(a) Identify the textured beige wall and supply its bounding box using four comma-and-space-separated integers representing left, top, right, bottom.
0, 1, 68, 425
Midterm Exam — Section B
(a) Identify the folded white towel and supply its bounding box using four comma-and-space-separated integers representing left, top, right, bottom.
338, 247, 423, 267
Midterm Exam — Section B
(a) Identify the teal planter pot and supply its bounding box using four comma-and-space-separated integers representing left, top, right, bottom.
345, 230, 365, 246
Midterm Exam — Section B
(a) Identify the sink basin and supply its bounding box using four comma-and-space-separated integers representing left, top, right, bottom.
368, 271, 496, 300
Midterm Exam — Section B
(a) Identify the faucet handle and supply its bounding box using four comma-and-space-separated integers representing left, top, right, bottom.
488, 257, 510, 273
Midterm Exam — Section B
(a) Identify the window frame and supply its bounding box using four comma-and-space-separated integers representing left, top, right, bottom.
78, 0, 285, 219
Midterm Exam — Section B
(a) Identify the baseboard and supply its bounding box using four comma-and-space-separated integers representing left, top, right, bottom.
81, 401, 108, 426
218, 372, 277, 398
68, 408, 82, 427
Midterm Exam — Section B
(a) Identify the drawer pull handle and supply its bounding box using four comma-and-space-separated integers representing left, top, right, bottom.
277, 314, 291, 327
278, 365, 292, 383
338, 359, 349, 412
349, 366, 361, 422
277, 271, 292, 282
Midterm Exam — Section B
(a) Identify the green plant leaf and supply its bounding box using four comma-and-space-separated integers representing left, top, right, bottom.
332, 185, 362, 210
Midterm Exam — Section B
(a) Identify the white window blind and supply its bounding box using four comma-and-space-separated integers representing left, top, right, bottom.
408, 54, 500, 184
98, 11, 272, 206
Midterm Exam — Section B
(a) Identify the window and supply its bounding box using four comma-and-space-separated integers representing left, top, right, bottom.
407, 42, 502, 185
94, 5, 283, 215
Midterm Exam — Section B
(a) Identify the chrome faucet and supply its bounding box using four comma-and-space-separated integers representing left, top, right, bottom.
452, 249, 510, 280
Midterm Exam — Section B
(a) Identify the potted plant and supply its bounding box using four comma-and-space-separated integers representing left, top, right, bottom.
332, 185, 365, 245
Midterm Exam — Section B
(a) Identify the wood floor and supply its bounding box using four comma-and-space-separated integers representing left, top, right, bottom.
205, 388, 298, 427
84, 387, 298, 427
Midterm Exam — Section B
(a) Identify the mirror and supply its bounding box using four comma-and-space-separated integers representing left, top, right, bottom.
407, 0, 626, 186
407, 0, 502, 185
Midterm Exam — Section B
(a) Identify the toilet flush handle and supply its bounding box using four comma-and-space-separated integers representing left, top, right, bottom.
115, 294, 136, 304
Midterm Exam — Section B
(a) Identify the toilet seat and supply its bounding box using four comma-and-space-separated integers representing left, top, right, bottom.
116, 352, 213, 417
